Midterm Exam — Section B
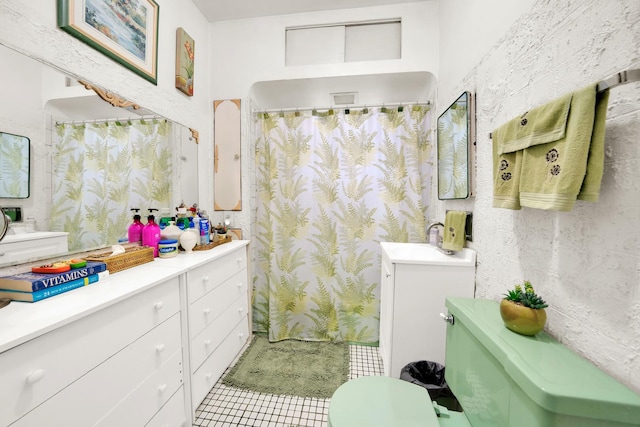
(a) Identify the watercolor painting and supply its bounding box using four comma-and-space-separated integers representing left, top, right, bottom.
58, 0, 159, 84
176, 27, 195, 96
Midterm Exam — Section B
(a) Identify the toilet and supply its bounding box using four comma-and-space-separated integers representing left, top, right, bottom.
329, 297, 640, 427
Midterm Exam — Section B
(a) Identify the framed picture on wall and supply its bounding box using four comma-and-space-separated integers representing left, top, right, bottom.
57, 0, 159, 85
175, 27, 195, 96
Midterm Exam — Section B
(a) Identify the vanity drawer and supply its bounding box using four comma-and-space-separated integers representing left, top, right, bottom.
94, 351, 184, 427
189, 269, 247, 339
187, 247, 247, 303
146, 386, 187, 427
191, 321, 249, 412
190, 293, 249, 371
0, 277, 180, 427
12, 314, 183, 427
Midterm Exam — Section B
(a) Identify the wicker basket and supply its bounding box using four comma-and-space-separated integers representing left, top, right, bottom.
192, 235, 232, 251
85, 245, 154, 274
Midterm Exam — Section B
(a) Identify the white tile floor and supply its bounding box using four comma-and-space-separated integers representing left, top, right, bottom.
193, 342, 384, 427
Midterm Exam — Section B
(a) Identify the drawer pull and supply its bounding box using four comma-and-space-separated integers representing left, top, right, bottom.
203, 275, 209, 284
156, 344, 166, 353
205, 372, 213, 380
26, 369, 45, 384
0, 252, 5, 257
236, 258, 242, 264
203, 308, 211, 315
238, 307, 244, 314
204, 339, 212, 346
158, 384, 168, 393
239, 333, 245, 340
154, 301, 164, 311
237, 282, 242, 289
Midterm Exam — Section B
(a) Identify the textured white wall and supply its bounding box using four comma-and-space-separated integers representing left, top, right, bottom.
438, 0, 640, 392
437, 0, 536, 99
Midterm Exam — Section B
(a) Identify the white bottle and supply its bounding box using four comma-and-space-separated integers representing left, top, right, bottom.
180, 227, 198, 253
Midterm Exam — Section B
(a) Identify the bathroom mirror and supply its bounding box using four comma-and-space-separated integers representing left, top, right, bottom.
0, 42, 199, 266
437, 91, 475, 200
0, 132, 30, 198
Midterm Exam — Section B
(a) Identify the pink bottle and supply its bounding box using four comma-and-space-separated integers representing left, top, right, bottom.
127, 209, 144, 244
142, 213, 161, 257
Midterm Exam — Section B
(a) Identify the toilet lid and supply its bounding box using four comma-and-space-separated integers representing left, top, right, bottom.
329, 376, 440, 427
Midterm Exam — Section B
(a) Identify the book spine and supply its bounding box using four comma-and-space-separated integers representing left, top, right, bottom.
30, 263, 107, 292
31, 273, 100, 302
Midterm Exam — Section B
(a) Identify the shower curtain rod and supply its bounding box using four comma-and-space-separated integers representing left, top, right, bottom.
253, 101, 431, 114
55, 114, 166, 126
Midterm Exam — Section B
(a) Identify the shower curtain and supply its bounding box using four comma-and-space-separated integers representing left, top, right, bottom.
253, 105, 433, 344
51, 119, 173, 252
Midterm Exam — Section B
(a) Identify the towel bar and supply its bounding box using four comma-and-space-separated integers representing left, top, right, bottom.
489, 68, 640, 139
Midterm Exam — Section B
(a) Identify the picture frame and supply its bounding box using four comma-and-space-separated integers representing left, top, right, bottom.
57, 0, 159, 85
437, 91, 476, 200
175, 27, 195, 96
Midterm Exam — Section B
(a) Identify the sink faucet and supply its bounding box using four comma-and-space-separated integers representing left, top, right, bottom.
426, 221, 454, 255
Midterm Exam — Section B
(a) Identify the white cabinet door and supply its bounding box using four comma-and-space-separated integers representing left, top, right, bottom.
379, 245, 475, 378
379, 253, 394, 377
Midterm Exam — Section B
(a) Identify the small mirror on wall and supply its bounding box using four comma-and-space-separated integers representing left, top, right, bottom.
0, 131, 30, 198
437, 91, 475, 200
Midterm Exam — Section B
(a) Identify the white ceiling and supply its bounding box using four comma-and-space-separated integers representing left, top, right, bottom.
192, 0, 427, 22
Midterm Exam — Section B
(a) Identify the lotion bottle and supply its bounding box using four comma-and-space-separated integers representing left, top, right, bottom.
142, 210, 161, 257
127, 208, 144, 244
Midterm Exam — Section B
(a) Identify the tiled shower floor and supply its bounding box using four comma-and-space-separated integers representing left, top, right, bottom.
193, 341, 384, 427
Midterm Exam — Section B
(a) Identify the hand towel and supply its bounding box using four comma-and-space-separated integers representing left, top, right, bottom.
442, 211, 467, 252
518, 84, 609, 210
492, 91, 573, 210
492, 83, 610, 211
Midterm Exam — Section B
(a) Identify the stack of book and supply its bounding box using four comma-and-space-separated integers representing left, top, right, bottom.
0, 261, 109, 302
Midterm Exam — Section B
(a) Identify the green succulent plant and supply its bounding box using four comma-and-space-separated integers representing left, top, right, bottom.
503, 280, 548, 309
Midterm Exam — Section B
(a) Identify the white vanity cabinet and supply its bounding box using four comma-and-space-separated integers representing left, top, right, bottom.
186, 245, 250, 412
0, 240, 251, 427
379, 242, 476, 378
0, 276, 184, 427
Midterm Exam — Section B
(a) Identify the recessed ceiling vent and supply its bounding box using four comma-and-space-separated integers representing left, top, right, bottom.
331, 92, 358, 105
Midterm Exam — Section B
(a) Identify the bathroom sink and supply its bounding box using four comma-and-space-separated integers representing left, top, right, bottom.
380, 242, 476, 266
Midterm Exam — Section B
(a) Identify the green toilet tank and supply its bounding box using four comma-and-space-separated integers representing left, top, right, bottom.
444, 297, 640, 427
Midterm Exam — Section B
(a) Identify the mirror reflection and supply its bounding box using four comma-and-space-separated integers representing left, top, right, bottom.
0, 132, 30, 198
0, 43, 198, 266
437, 91, 475, 200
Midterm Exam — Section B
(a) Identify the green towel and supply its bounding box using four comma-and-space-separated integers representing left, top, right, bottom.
442, 210, 467, 251
492, 83, 609, 211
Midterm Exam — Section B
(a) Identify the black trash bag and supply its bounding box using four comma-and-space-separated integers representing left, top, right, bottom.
400, 360, 462, 412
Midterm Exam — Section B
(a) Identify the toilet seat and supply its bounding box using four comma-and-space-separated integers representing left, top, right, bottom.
328, 376, 440, 427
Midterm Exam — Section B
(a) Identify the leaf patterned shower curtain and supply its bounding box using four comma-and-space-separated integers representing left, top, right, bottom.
253, 106, 433, 344
51, 120, 173, 252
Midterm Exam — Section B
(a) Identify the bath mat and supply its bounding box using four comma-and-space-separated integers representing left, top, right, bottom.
222, 335, 349, 398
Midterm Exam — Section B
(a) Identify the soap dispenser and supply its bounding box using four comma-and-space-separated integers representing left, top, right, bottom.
142, 209, 161, 257
127, 208, 144, 244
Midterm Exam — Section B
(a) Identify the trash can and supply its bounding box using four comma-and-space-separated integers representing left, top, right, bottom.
399, 360, 462, 411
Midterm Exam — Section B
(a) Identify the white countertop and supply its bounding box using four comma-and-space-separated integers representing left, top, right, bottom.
380, 242, 476, 266
0, 240, 249, 353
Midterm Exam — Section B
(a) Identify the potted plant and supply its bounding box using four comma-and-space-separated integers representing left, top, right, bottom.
499, 280, 548, 336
